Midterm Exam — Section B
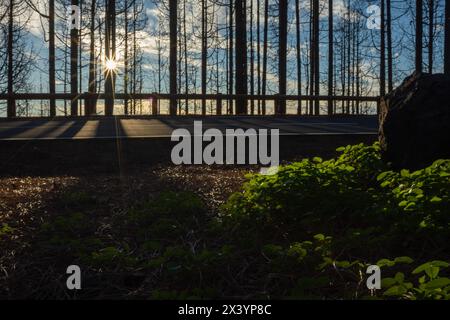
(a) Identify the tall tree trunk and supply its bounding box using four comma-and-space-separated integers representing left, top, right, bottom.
341, 19, 346, 113
387, 0, 393, 92
225, 8, 229, 114
139, 60, 143, 114
262, 0, 268, 115
356, 20, 360, 114
313, 0, 320, 115
328, 0, 333, 115
104, 0, 114, 115
157, 14, 162, 114
111, 0, 116, 106
416, 0, 423, 73
351, 14, 356, 114
88, 0, 97, 115
64, 29, 68, 116
7, 0, 15, 118
215, 9, 220, 115
380, 0, 386, 98
295, 0, 301, 115
278, 0, 287, 115
235, 0, 247, 114
250, 0, 255, 115
124, 0, 129, 115
201, 0, 207, 115
445, 0, 450, 74
309, 0, 314, 114
49, 0, 56, 116
178, 13, 182, 115
228, 0, 234, 114
71, 0, 80, 116
184, 0, 188, 114
132, 2, 137, 114
428, 0, 434, 73
257, 0, 261, 114
79, 0, 83, 115
346, 4, 350, 114
169, 0, 178, 115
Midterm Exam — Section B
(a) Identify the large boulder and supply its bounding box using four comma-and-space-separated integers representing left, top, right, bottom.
379, 72, 450, 170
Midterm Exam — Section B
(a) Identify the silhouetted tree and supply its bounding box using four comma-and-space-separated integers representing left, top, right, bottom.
7, 0, 15, 117
328, 0, 333, 114
235, 0, 247, 114
380, 0, 386, 97
277, 0, 287, 115
445, 0, 450, 74
169, 0, 177, 115
71, 0, 79, 115
416, 0, 423, 73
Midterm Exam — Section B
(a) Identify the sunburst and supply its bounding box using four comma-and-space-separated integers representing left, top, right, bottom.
104, 57, 118, 73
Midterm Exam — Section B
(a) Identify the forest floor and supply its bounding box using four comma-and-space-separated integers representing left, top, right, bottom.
0, 165, 252, 298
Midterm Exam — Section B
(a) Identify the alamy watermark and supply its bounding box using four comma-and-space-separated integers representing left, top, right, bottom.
66, 265, 81, 290
67, 5, 80, 31
171, 121, 279, 175
366, 5, 382, 30
63, 263, 381, 292
366, 265, 381, 290
67, 4, 383, 32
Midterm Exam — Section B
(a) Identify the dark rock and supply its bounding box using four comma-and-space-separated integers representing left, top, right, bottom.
379, 72, 450, 170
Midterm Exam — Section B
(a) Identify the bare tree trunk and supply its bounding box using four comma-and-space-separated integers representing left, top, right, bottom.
351, 13, 355, 114
445, 0, 450, 74
341, 20, 346, 113
64, 30, 68, 116
111, 0, 116, 108
228, 0, 234, 114
257, 0, 261, 114
309, 0, 314, 114
262, 0, 268, 115
328, 0, 333, 115
49, 0, 56, 116
169, 0, 177, 115
71, 0, 80, 116
201, 0, 208, 115
79, 0, 83, 115
122, 2, 129, 115
416, 0, 423, 73
215, 8, 221, 115
132, 2, 137, 114
88, 0, 97, 115
178, 17, 182, 115
250, 0, 255, 115
313, 0, 320, 115
356, 19, 360, 114
139, 60, 143, 114
104, 0, 113, 115
125, 0, 131, 115
387, 0, 393, 92
235, 0, 247, 114
184, 0, 188, 114
346, 1, 350, 114
428, 0, 434, 73
295, 0, 301, 115
7, 0, 15, 118
157, 14, 162, 113
380, 0, 386, 98
278, 0, 287, 115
